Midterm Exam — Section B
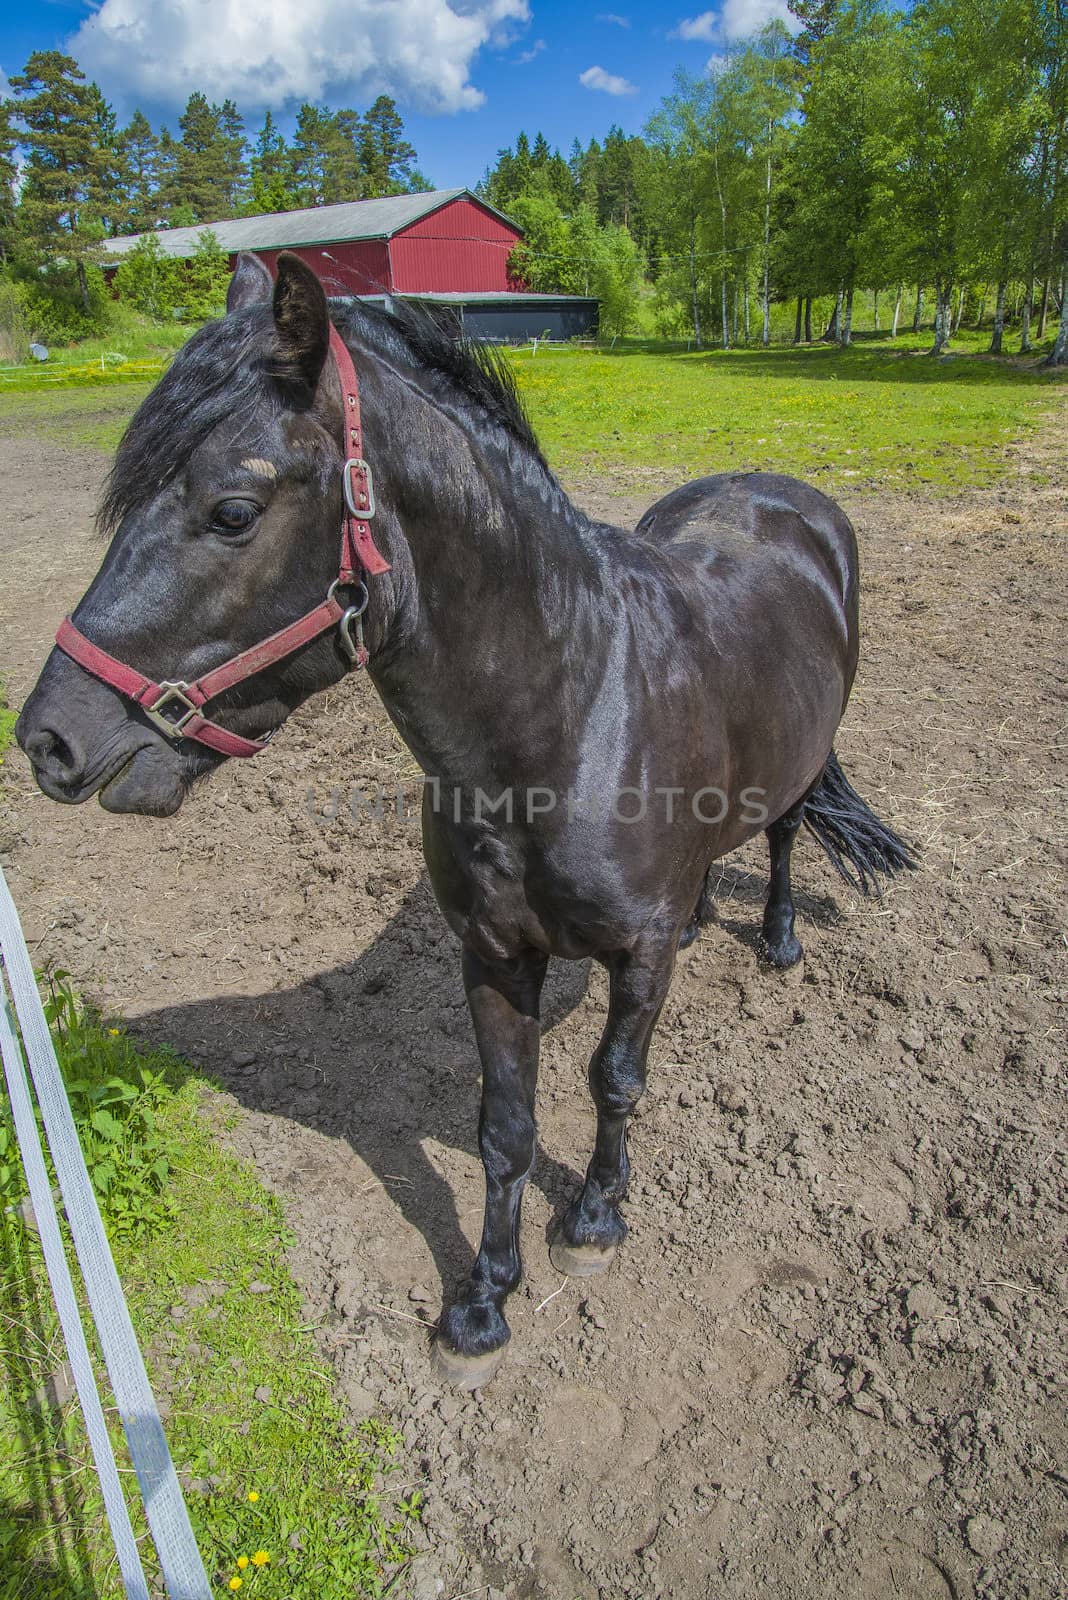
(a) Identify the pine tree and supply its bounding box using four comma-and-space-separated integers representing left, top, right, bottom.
0, 96, 20, 258
118, 110, 162, 232
333, 109, 367, 201
155, 128, 191, 224
89, 83, 129, 238
218, 100, 248, 212
576, 139, 602, 210
544, 150, 579, 212
359, 96, 418, 195
597, 126, 648, 235
174, 92, 245, 221
9, 51, 112, 307
246, 112, 298, 214
291, 104, 345, 205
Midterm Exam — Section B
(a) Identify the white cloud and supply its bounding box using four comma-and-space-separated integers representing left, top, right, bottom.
70, 0, 531, 116
596, 12, 631, 26
579, 64, 638, 96
672, 10, 718, 40
722, 0, 798, 37
672, 2, 798, 44
516, 39, 546, 64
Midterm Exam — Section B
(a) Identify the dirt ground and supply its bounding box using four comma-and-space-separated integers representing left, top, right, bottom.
0, 426, 1065, 1600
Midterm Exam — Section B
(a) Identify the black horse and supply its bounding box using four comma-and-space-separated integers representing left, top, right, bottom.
17, 253, 914, 1386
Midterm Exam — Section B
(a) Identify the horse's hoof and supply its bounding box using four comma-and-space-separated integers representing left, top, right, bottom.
431, 1339, 507, 1390
759, 933, 803, 969
549, 1239, 617, 1278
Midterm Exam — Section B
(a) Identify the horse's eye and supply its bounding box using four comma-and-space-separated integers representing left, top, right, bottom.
210, 498, 260, 535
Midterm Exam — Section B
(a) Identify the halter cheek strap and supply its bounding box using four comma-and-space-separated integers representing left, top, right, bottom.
54, 324, 390, 760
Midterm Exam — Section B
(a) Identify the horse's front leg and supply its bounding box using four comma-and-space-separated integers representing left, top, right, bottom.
551, 943, 674, 1276
434, 944, 548, 1387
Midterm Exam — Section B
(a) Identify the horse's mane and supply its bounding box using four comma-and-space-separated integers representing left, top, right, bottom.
366, 297, 546, 469
99, 296, 545, 536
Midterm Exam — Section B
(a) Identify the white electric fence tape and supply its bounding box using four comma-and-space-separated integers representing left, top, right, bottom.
0, 866, 212, 1599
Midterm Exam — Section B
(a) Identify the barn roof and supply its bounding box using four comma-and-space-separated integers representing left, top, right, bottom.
102, 188, 518, 261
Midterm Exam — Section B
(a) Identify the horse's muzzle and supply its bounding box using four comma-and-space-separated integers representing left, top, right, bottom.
16, 646, 197, 816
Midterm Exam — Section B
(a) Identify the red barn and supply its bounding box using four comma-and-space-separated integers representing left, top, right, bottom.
102, 189, 599, 341
103, 189, 522, 296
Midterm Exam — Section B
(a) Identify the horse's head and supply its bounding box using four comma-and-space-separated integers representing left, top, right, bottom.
18, 251, 362, 816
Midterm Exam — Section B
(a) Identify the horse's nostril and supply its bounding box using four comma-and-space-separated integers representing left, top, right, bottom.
25, 725, 84, 783
49, 731, 76, 771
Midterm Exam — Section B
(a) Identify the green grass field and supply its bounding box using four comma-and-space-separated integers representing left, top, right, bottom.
507, 329, 1063, 494
0, 324, 1061, 496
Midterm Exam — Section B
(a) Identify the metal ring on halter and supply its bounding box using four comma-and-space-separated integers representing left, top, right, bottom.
327, 577, 369, 614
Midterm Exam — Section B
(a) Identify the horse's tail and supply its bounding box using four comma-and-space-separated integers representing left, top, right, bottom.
802, 750, 918, 896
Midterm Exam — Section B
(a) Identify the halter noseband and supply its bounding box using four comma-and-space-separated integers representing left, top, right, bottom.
53, 326, 390, 760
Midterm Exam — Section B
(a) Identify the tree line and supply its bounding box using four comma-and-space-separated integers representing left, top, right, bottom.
0, 49, 429, 332
0, 2, 1065, 361
479, 0, 1068, 363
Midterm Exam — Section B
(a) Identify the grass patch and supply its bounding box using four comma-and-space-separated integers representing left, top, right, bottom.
0, 323, 1061, 491
0, 985, 417, 1599
0, 383, 157, 454
0, 309, 188, 397
0, 681, 15, 766
507, 329, 1063, 494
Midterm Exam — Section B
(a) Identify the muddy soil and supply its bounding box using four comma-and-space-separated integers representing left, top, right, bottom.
1, 429, 1065, 1600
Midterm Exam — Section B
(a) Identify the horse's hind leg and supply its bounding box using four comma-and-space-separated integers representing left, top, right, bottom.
551, 943, 674, 1276
434, 945, 548, 1388
760, 797, 807, 968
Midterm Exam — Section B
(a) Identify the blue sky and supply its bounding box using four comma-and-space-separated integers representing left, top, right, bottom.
0, 1, 796, 189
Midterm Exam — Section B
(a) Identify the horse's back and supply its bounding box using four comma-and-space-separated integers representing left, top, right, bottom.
635, 470, 858, 619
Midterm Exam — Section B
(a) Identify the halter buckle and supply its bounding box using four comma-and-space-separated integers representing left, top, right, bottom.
343, 458, 376, 519
144, 682, 199, 740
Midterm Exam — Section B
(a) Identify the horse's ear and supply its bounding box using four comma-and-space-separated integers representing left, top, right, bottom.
226, 251, 273, 314
271, 252, 330, 401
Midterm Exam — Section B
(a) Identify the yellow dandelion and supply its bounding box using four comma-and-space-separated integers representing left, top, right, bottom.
237, 1556, 249, 1570
108, 1028, 120, 1037
247, 1490, 259, 1503
229, 1581, 242, 1593
252, 1551, 270, 1567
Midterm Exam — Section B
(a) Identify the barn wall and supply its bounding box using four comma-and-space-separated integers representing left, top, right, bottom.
388, 197, 521, 294
241, 240, 393, 295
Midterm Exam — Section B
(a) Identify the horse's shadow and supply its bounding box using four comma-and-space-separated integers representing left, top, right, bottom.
134, 878, 592, 1305
133, 865, 842, 1305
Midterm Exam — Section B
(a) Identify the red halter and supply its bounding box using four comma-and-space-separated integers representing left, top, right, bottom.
54, 326, 390, 760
